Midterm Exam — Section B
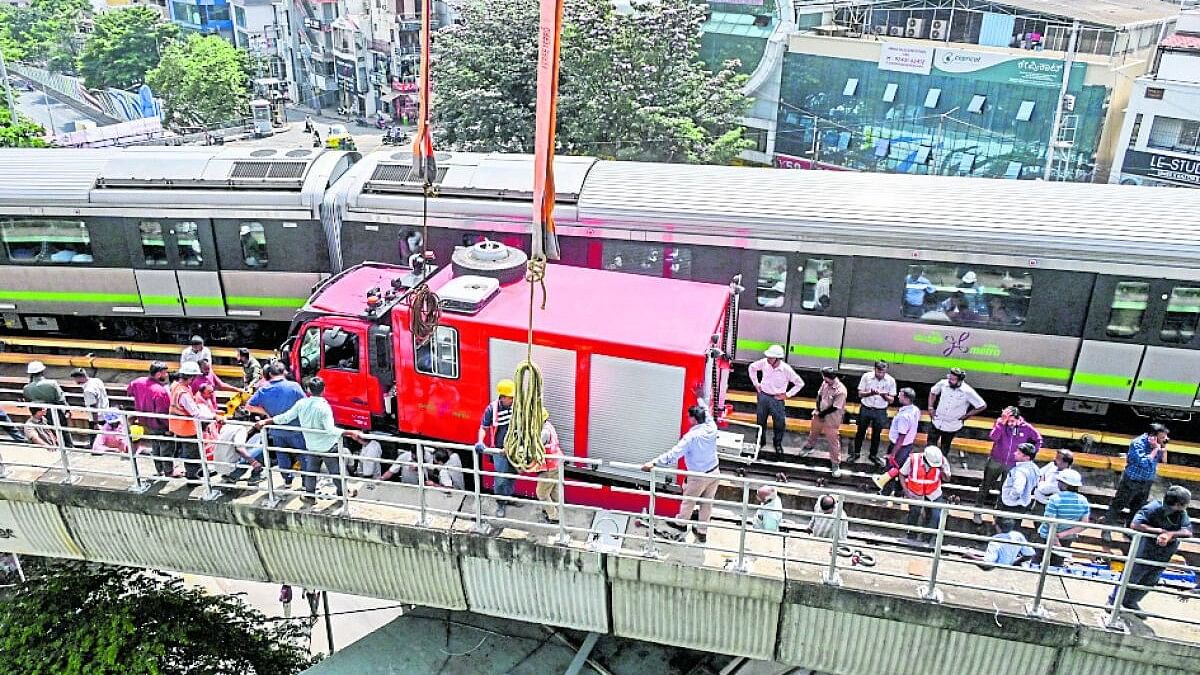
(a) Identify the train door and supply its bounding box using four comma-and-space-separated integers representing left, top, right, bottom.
1070, 278, 1148, 401
294, 319, 382, 428
735, 251, 796, 362
130, 219, 224, 318
786, 256, 846, 371
1132, 283, 1200, 407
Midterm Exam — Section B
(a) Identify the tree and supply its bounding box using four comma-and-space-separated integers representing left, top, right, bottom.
0, 0, 90, 70
146, 34, 249, 128
0, 107, 47, 148
78, 7, 179, 90
433, 0, 752, 164
0, 560, 316, 674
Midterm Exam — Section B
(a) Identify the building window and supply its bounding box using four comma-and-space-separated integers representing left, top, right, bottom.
1127, 113, 1142, 148
1004, 161, 1023, 179
882, 83, 898, 103
1, 218, 93, 264
240, 222, 268, 268
901, 264, 1031, 326
957, 153, 976, 174
1162, 286, 1200, 344
743, 126, 768, 153
756, 254, 787, 308
923, 89, 941, 109
1148, 116, 1200, 153
1016, 101, 1035, 122
414, 325, 459, 378
175, 221, 203, 267
914, 145, 932, 164
322, 327, 359, 371
842, 78, 858, 96
234, 5, 245, 28
1107, 282, 1149, 338
801, 258, 833, 311
968, 95, 986, 114
139, 221, 168, 266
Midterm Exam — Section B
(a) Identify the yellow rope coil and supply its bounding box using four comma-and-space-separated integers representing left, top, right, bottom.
504, 359, 547, 472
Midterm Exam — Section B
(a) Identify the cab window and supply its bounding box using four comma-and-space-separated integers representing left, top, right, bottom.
176, 221, 204, 266
602, 242, 691, 279
801, 258, 833, 311
299, 327, 321, 379
322, 328, 360, 371
415, 326, 459, 378
902, 264, 1031, 326
140, 221, 168, 265
1161, 286, 1200, 344
1106, 281, 1149, 338
756, 254, 787, 308
240, 222, 268, 268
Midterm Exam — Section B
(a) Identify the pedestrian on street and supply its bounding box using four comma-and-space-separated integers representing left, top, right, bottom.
1033, 449, 1074, 512
23, 361, 73, 448
1108, 486, 1192, 612
532, 410, 563, 524
304, 115, 313, 133
802, 367, 848, 477
851, 360, 896, 468
254, 376, 359, 502
874, 387, 920, 497
180, 335, 211, 366
312, 130, 321, 148
926, 367, 986, 454
999, 442, 1041, 513
237, 348, 264, 390
169, 361, 217, 481
641, 400, 720, 544
754, 485, 783, 533
747, 345, 804, 458
70, 367, 109, 426
128, 361, 174, 476
246, 362, 308, 488
1036, 469, 1089, 566
900, 446, 951, 545
1103, 423, 1170, 541
475, 379, 516, 518
975, 406, 1042, 522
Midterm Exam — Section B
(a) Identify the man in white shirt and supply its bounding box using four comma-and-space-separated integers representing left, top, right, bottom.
747, 345, 804, 457
70, 368, 109, 425
1000, 442, 1040, 512
875, 387, 920, 498
180, 335, 212, 366
851, 360, 896, 468
926, 367, 986, 453
1033, 449, 1074, 513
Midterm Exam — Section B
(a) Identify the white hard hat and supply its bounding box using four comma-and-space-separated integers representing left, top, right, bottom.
764, 345, 785, 359
922, 445, 944, 468
1056, 469, 1083, 487
962, 271, 978, 284
179, 361, 202, 376
26, 360, 45, 374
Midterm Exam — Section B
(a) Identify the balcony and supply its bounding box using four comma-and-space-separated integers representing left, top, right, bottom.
368, 38, 391, 53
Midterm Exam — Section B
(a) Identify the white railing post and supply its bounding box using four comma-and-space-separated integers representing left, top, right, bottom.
51, 407, 78, 485
1105, 531, 1144, 631
734, 478, 751, 573
195, 418, 220, 501
122, 410, 149, 493
335, 433, 350, 516
553, 458, 569, 546
643, 468, 662, 559
824, 495, 845, 587
1028, 522, 1058, 618
261, 431, 280, 508
471, 449, 489, 534
415, 443, 429, 527
919, 506, 947, 603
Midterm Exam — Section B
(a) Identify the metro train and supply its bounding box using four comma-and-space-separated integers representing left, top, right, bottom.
2, 147, 1200, 422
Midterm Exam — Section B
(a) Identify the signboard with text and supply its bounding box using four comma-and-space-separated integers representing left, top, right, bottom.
932, 48, 1084, 89
1119, 150, 1200, 188
878, 43, 934, 75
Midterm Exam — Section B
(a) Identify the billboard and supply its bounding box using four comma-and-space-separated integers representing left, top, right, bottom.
1118, 150, 1200, 188
878, 43, 934, 75
932, 48, 1084, 89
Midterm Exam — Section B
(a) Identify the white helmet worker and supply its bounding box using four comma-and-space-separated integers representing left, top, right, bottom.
179, 361, 202, 377
922, 445, 945, 468
1056, 469, 1083, 488
764, 345, 785, 359
961, 271, 978, 284
26, 361, 46, 375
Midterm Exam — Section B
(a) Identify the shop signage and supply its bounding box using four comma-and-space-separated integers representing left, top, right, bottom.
1121, 149, 1200, 188
878, 43, 934, 75
932, 48, 1083, 89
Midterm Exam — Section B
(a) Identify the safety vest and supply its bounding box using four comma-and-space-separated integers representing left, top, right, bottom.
484, 399, 512, 447
536, 422, 561, 473
168, 382, 198, 437
903, 455, 942, 498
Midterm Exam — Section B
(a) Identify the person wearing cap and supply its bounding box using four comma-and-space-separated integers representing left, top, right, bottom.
975, 406, 1042, 523
531, 408, 563, 524
851, 360, 896, 468
91, 412, 130, 455
747, 345, 804, 457
754, 485, 783, 533
999, 442, 1041, 512
958, 271, 986, 314
70, 367, 109, 426
129, 362, 174, 476
802, 367, 848, 477
1033, 449, 1074, 511
169, 361, 217, 481
181, 336, 212, 367
927, 367, 986, 454
900, 445, 952, 544
476, 379, 516, 518
22, 361, 73, 448
641, 399, 719, 543
1102, 423, 1170, 541
1036, 469, 1089, 566
247, 361, 308, 488
237, 348, 264, 390
1109, 485, 1193, 612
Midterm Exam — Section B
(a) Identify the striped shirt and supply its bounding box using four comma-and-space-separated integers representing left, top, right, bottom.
1039, 491, 1091, 539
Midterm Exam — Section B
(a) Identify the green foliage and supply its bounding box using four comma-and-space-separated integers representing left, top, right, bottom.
0, 106, 47, 147
0, 560, 315, 674
146, 34, 250, 128
78, 6, 178, 90
433, 0, 753, 164
0, 0, 90, 70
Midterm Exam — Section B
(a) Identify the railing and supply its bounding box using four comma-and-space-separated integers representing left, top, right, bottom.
0, 400, 1194, 637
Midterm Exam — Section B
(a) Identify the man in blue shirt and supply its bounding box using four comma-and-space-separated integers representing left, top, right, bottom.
1037, 469, 1089, 566
973, 517, 1035, 569
641, 400, 718, 543
246, 362, 308, 487
1109, 486, 1192, 612
903, 268, 936, 317
1103, 423, 1169, 541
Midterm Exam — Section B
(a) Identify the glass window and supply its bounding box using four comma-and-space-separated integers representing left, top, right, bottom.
1106, 281, 1149, 338
414, 325, 459, 378
1148, 116, 1183, 149
923, 89, 941, 109
882, 83, 897, 103
801, 258, 833, 311
602, 242, 682, 277
756, 254, 787, 308
322, 327, 359, 370
239, 222, 268, 268
1127, 113, 1142, 148
0, 218, 92, 264
664, 248, 692, 280
1016, 101, 1035, 122
139, 221, 168, 266
1161, 286, 1200, 344
968, 95, 986, 114
902, 264, 1031, 326
842, 78, 858, 96
299, 327, 321, 379
176, 221, 204, 267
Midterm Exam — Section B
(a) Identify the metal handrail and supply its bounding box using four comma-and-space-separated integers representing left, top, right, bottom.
0, 400, 1195, 636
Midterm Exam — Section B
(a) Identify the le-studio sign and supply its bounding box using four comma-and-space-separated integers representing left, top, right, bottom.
0, 527, 13, 539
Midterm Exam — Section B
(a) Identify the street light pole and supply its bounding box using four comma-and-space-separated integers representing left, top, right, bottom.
41, 81, 56, 135
0, 50, 17, 124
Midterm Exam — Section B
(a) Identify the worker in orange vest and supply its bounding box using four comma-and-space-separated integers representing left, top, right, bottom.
169, 361, 217, 481
475, 378, 516, 518
531, 408, 562, 524
900, 445, 952, 545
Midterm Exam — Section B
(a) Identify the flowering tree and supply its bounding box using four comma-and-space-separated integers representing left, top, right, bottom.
434, 0, 752, 164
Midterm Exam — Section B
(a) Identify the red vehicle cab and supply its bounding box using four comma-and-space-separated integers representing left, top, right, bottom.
283, 242, 737, 507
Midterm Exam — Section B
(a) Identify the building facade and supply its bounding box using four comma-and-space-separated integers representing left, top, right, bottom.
168, 0, 234, 41
1110, 10, 1200, 188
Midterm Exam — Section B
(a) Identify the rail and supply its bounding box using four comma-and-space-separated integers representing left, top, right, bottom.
0, 402, 1195, 639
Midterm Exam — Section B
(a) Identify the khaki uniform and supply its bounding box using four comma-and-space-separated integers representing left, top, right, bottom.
806, 379, 847, 463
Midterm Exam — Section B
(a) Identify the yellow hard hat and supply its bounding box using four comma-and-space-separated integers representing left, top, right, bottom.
496, 379, 516, 397
129, 424, 145, 442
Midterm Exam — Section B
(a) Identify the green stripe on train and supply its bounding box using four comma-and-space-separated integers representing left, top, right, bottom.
226, 296, 307, 308
0, 290, 142, 303
0, 290, 305, 310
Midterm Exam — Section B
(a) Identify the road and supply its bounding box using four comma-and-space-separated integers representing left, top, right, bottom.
15, 87, 107, 136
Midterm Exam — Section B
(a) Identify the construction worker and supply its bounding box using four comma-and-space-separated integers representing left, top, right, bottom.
641, 400, 719, 544
475, 379, 515, 518
532, 408, 562, 524
169, 361, 217, 481
900, 445, 952, 545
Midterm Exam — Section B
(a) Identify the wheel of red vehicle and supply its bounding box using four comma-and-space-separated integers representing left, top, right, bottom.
452, 240, 528, 285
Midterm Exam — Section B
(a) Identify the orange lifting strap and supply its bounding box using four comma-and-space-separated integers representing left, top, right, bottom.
531, 0, 564, 262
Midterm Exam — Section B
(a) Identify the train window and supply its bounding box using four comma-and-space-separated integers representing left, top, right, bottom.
176, 221, 204, 267
801, 258, 833, 311
1161, 286, 1200, 344
0, 218, 92, 264
239, 222, 268, 268
756, 255, 787, 308
902, 264, 1031, 326
603, 242, 662, 277
665, 248, 692, 280
298, 327, 321, 379
139, 221, 168, 266
414, 326, 459, 379
1106, 281, 1150, 338
322, 328, 359, 371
